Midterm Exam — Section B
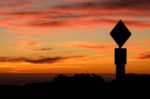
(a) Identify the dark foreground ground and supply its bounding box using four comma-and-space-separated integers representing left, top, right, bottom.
0, 74, 150, 99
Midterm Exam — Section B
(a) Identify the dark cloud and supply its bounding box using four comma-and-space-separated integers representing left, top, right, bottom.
138, 53, 150, 59
102, 0, 150, 9
25, 57, 64, 64
51, 0, 150, 20
0, 55, 85, 64
0, 57, 63, 64
55, 0, 150, 9
28, 20, 67, 27
8, 11, 40, 15
51, 13, 91, 19
35, 48, 52, 51
26, 18, 150, 28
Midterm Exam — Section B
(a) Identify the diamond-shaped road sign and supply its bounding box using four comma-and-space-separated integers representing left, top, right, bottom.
110, 20, 131, 48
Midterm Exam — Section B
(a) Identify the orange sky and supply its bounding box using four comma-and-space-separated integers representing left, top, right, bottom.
0, 0, 150, 74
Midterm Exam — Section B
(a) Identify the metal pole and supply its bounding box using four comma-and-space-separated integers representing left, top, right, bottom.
115, 48, 127, 81
116, 64, 125, 81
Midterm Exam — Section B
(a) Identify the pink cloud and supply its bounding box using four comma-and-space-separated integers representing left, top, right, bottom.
15, 40, 42, 51
65, 41, 115, 51
0, 0, 149, 34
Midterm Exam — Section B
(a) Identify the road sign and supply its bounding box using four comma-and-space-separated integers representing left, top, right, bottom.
110, 20, 132, 81
110, 20, 131, 48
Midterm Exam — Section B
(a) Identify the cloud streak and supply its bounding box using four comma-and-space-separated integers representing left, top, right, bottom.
138, 52, 150, 59
54, 0, 150, 10
0, 55, 85, 64
0, 57, 62, 64
34, 48, 52, 51
65, 41, 114, 51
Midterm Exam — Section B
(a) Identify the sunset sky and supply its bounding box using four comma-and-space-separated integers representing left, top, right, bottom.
0, 0, 150, 74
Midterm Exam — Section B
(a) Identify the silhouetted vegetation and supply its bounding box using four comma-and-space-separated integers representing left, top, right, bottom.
0, 74, 150, 98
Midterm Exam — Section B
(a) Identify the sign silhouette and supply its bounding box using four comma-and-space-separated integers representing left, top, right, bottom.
110, 20, 132, 81
110, 20, 131, 48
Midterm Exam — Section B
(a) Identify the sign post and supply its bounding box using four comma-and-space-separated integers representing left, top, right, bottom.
110, 20, 131, 81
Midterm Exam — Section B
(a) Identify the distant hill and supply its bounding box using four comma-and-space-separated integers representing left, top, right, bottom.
0, 74, 150, 99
